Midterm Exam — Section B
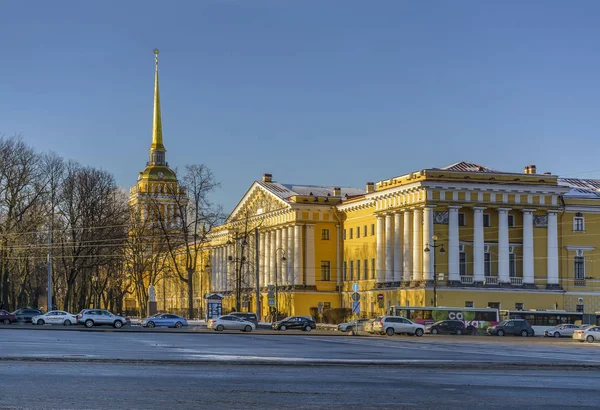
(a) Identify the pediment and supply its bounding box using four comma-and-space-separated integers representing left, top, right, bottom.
227, 182, 290, 223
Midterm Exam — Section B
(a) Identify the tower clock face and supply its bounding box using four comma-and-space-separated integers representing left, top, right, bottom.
158, 172, 164, 179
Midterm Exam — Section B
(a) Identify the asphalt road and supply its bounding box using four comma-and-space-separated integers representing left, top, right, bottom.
0, 328, 599, 365
0, 362, 598, 409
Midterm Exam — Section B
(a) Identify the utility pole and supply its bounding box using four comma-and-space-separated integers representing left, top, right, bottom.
47, 173, 54, 312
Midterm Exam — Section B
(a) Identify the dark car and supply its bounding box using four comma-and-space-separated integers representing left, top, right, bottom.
12, 308, 44, 323
487, 319, 534, 337
0, 309, 17, 324
426, 320, 472, 335
230, 312, 259, 326
272, 316, 316, 332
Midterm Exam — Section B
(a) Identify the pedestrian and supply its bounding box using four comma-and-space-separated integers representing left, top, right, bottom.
0, 302, 3, 310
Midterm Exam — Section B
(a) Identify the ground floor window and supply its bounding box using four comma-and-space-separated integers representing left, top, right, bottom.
575, 256, 585, 280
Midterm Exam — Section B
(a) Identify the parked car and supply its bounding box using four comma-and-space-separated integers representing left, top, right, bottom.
486, 319, 534, 337
0, 309, 17, 324
426, 320, 472, 335
372, 316, 425, 337
544, 324, 580, 338
12, 308, 44, 323
141, 313, 187, 328
573, 326, 600, 343
338, 318, 371, 333
76, 309, 128, 328
207, 315, 255, 332
230, 312, 259, 326
32, 310, 77, 326
272, 316, 316, 332
363, 318, 377, 334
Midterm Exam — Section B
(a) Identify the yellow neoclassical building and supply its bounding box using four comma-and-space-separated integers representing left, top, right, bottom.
125, 51, 600, 320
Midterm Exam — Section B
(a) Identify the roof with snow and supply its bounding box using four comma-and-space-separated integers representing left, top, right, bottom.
559, 178, 600, 199
257, 181, 365, 201
436, 161, 501, 173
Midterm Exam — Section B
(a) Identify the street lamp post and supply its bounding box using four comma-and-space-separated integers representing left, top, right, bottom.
424, 235, 445, 307
228, 236, 248, 312
274, 247, 286, 320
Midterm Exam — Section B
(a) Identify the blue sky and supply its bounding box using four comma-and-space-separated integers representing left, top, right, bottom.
2, 0, 600, 213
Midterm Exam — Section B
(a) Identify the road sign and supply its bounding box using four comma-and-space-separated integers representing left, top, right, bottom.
378, 300, 384, 308
267, 291, 275, 298
351, 292, 360, 302
352, 283, 359, 292
352, 301, 360, 314
377, 293, 384, 300
268, 285, 275, 291
268, 299, 275, 307
317, 302, 323, 314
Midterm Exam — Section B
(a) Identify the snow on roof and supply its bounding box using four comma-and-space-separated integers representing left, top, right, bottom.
437, 161, 500, 173
258, 181, 364, 201
559, 178, 600, 198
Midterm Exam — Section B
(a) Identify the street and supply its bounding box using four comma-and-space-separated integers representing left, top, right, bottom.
1, 329, 599, 409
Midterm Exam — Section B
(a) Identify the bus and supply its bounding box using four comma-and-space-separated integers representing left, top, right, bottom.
499, 310, 590, 334
389, 306, 500, 329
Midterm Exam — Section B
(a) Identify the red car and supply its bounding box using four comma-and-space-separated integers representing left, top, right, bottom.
0, 309, 17, 324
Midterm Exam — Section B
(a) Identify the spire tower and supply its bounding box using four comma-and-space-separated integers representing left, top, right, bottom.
149, 48, 166, 165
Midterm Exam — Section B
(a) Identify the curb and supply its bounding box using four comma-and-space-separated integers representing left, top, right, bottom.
0, 356, 598, 369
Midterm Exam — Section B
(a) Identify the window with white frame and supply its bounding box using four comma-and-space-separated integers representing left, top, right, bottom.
508, 214, 515, 228
515, 303, 524, 310
320, 261, 331, 281
573, 216, 585, 232
458, 213, 466, 227
574, 256, 585, 280
509, 253, 517, 277
465, 301, 474, 308
483, 214, 491, 228
484, 252, 492, 276
459, 252, 467, 275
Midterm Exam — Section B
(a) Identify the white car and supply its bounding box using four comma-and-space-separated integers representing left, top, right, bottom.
544, 324, 579, 338
32, 310, 78, 326
207, 315, 256, 332
573, 325, 600, 343
372, 316, 425, 337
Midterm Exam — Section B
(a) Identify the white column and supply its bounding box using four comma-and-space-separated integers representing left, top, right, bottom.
225, 245, 232, 291
394, 212, 403, 282
412, 208, 423, 282
269, 230, 276, 284
403, 211, 412, 282
547, 210, 559, 286
473, 207, 486, 283
522, 209, 535, 285
264, 231, 272, 285
336, 225, 341, 287
275, 228, 282, 285
287, 226, 294, 286
385, 213, 394, 283
218, 247, 224, 291
498, 208, 511, 284
294, 225, 303, 285
448, 206, 461, 283
376, 215, 385, 283
210, 248, 216, 292
213, 248, 219, 292
305, 225, 315, 286
279, 227, 289, 286
259, 232, 266, 288
422, 206, 434, 281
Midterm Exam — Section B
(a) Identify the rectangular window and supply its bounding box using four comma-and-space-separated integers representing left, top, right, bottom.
321, 229, 330, 240
483, 214, 491, 228
356, 260, 361, 280
508, 214, 515, 228
459, 252, 467, 276
349, 228, 353, 239
320, 261, 331, 281
515, 303, 524, 310
350, 261, 354, 280
575, 256, 585, 280
484, 252, 492, 276
371, 224, 375, 236
364, 225, 367, 237
343, 261, 347, 281
371, 258, 376, 279
488, 302, 500, 310
356, 227, 360, 238
574, 217, 585, 232
509, 254, 517, 277
458, 213, 466, 227
343, 230, 346, 240
323, 302, 331, 309
465, 301, 474, 308
364, 259, 368, 280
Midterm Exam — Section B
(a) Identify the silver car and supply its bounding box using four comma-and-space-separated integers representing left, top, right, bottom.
76, 309, 128, 328
207, 315, 255, 332
544, 324, 580, 338
372, 316, 425, 337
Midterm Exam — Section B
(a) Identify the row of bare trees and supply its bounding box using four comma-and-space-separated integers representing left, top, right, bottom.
0, 135, 223, 318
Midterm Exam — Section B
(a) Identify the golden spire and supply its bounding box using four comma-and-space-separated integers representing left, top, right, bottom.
151, 48, 165, 151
